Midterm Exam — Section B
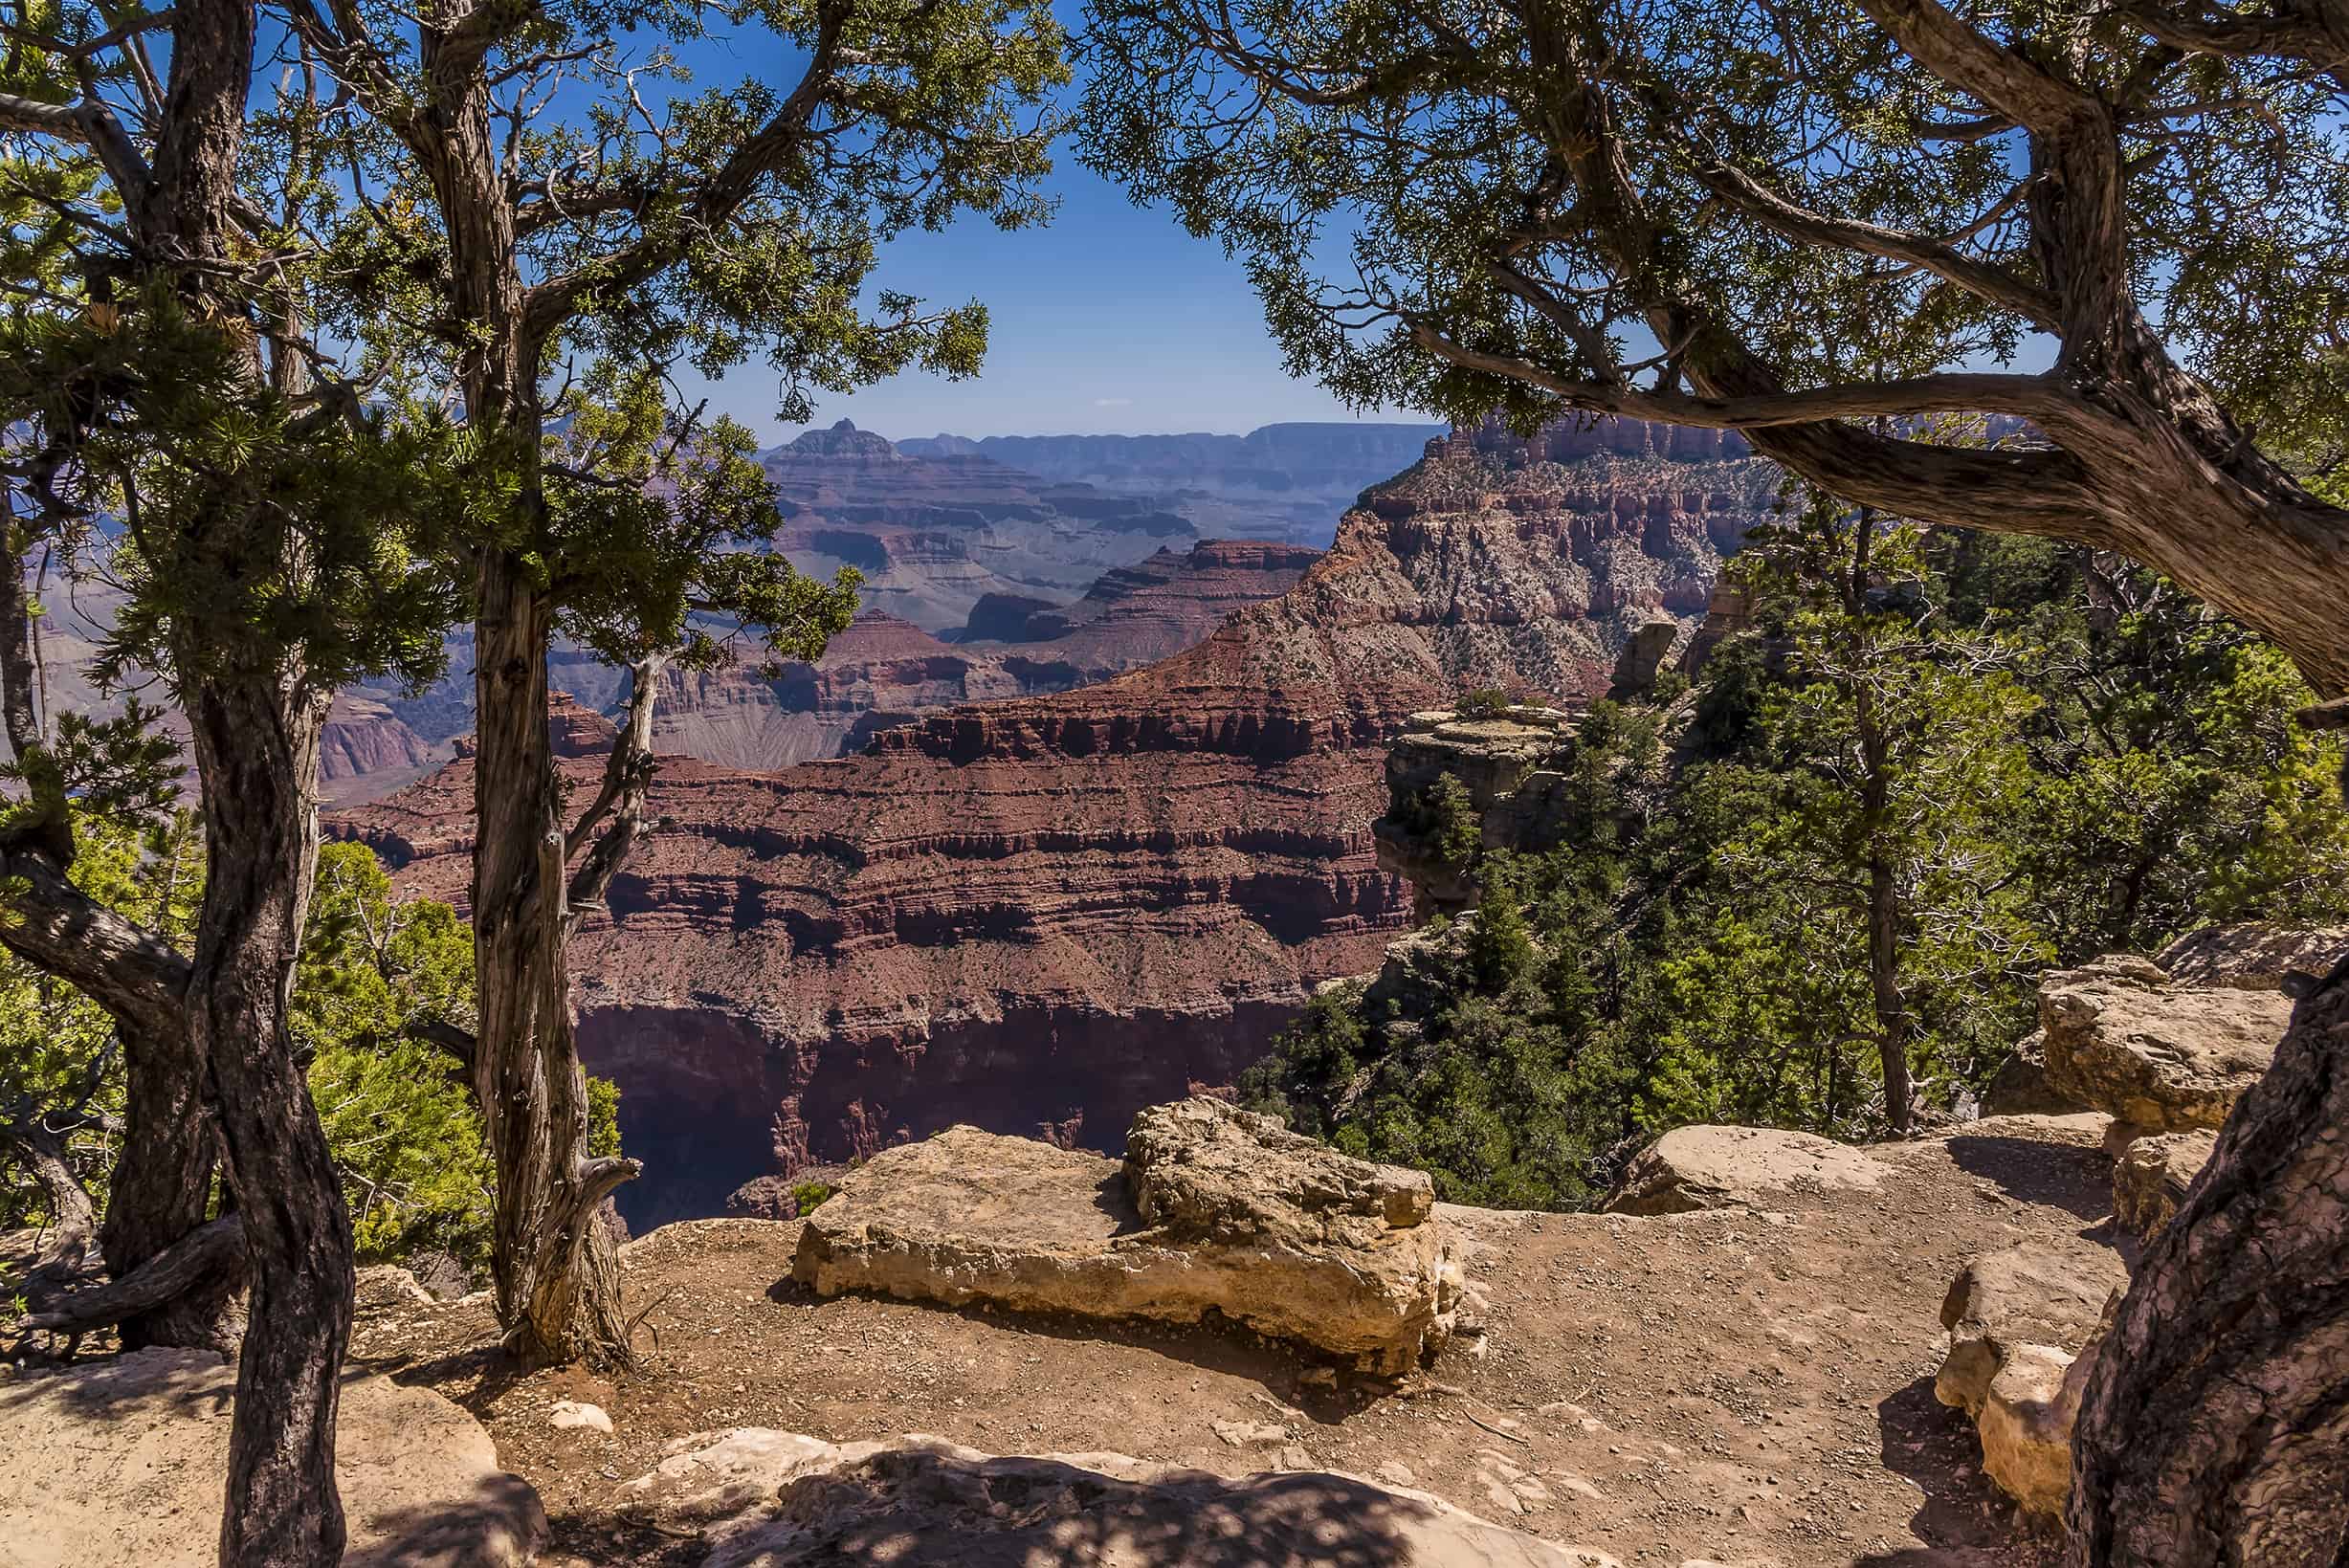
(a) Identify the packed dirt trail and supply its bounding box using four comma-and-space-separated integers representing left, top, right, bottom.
350, 1118, 2117, 1567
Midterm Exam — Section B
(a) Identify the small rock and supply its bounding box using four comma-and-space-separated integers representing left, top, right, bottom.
1936, 1244, 2128, 1515
548, 1401, 613, 1435
352, 1264, 432, 1312
1212, 1419, 1288, 1447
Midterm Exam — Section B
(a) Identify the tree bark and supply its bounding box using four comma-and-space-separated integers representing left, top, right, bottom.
403, 42, 640, 1365
471, 554, 639, 1363
0, 1115, 96, 1284
181, 673, 351, 1568
101, 1029, 245, 1352
2065, 958, 2349, 1565
19, 1214, 245, 1335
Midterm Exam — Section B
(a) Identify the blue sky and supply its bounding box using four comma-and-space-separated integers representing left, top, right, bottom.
693, 161, 1395, 446
653, 24, 1406, 446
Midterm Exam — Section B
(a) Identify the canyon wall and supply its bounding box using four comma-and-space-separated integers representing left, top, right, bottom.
647, 541, 1319, 770
333, 417, 1781, 1228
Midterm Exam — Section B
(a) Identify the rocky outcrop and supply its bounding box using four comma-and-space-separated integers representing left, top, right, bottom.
2111, 1129, 2217, 1236
2154, 922, 2349, 992
1981, 1030, 2088, 1116
794, 1100, 1461, 1372
319, 694, 447, 804
1936, 1244, 2129, 1516
2037, 955, 2294, 1140
336, 415, 1779, 1226
1373, 706, 1579, 914
0, 1347, 544, 1566
1601, 1125, 1889, 1215
628, 1430, 1607, 1568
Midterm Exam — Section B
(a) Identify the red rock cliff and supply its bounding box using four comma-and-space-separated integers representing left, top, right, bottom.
333, 417, 1779, 1228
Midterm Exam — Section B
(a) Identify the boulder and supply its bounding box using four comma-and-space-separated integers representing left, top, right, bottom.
1936, 1244, 2129, 1516
621, 1427, 842, 1530
1945, 1112, 2114, 1150
1981, 1030, 2090, 1117
1600, 1125, 1887, 1215
2112, 1130, 2218, 1237
1607, 618, 1680, 697
2155, 923, 2349, 992
671, 1432, 1613, 1568
793, 1099, 1460, 1374
0, 1347, 544, 1567
2036, 956, 2292, 1138
354, 1263, 434, 1312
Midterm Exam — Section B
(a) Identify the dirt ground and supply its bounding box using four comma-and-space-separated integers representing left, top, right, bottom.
351, 1122, 2126, 1568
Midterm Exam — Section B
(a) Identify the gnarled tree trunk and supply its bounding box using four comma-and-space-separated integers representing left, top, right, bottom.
2065, 957, 2349, 1565
471, 554, 637, 1363
102, 1028, 244, 1351
180, 673, 351, 1568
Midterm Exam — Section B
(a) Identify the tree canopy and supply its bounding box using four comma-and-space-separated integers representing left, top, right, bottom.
1076, 0, 2349, 689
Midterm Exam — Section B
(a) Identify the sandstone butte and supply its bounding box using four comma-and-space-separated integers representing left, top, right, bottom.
330, 415, 1780, 1227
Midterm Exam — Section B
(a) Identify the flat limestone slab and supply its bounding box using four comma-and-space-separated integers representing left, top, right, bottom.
792, 1113, 1459, 1373
0, 1348, 544, 1568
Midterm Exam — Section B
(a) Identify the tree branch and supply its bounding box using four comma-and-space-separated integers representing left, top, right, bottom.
1408, 321, 2075, 426
11, 1213, 243, 1334
1688, 161, 2059, 330
0, 845, 192, 1047
521, 0, 850, 342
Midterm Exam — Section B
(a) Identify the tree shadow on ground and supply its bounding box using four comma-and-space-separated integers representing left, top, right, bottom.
1940, 1134, 2114, 1224
343, 1473, 548, 1568
366, 1339, 538, 1419
702, 1445, 1522, 1568
762, 1271, 1375, 1416
1869, 1374, 2063, 1568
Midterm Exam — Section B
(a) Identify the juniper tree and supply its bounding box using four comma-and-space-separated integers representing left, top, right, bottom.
1076, 0, 2349, 1555
0, 9, 462, 1560
275, 0, 1061, 1363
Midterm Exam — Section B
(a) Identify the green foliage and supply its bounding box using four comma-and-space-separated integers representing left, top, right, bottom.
1397, 775, 1482, 875
1455, 688, 1513, 719
1247, 526, 2349, 1205
296, 844, 491, 1265
0, 829, 625, 1271
789, 1181, 836, 1215
0, 813, 203, 1231
1075, 0, 2349, 476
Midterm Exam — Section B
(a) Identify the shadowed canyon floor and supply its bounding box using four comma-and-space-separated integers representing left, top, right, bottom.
350, 1118, 2104, 1567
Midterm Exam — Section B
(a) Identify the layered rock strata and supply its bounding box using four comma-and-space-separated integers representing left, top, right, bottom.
763, 420, 1198, 631
898, 421, 1450, 548
336, 416, 1779, 1225
648, 541, 1317, 769
794, 1099, 1461, 1373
